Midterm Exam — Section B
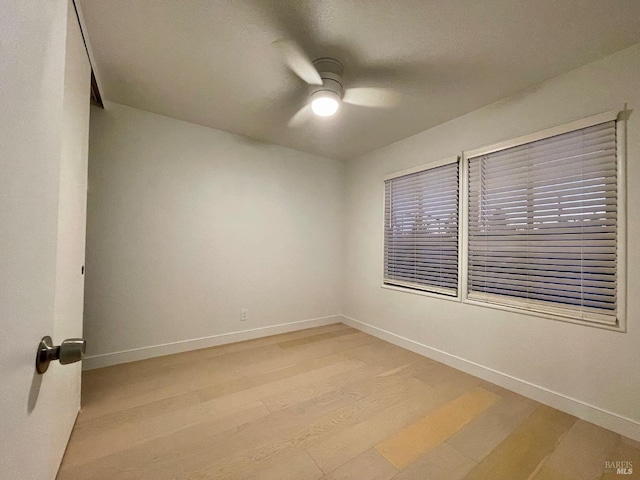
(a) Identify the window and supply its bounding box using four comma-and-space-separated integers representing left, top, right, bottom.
465, 114, 621, 326
384, 157, 460, 296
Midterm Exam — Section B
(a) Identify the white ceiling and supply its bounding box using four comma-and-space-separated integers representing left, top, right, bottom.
79, 0, 640, 161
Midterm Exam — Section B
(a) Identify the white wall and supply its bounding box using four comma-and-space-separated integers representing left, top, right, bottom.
343, 44, 640, 438
84, 102, 344, 365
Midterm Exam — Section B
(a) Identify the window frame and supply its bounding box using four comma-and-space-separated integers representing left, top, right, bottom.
381, 155, 463, 303
461, 111, 626, 331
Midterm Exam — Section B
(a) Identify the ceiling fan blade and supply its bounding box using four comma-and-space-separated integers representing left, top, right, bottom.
287, 103, 313, 128
343, 87, 401, 108
272, 39, 323, 86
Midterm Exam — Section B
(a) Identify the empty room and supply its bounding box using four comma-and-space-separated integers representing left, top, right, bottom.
3, 1, 640, 479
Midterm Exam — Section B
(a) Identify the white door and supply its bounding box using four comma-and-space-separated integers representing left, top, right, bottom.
0, 1, 91, 479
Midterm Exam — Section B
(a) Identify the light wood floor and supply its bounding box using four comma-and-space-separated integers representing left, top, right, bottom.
58, 324, 640, 480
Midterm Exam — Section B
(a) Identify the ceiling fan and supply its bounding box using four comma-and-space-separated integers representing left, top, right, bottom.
272, 39, 401, 127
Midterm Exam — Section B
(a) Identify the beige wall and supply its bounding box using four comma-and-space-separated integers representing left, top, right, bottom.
84, 102, 344, 365
343, 44, 640, 437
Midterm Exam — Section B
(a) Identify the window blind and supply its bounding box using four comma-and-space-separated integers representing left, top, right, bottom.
467, 120, 617, 324
384, 161, 459, 296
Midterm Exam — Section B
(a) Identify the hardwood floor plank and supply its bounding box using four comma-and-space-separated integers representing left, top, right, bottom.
82, 342, 231, 392
60, 419, 139, 469
74, 390, 201, 436
196, 358, 366, 405
306, 370, 484, 473
391, 442, 477, 480
194, 350, 355, 404
341, 340, 429, 369
191, 377, 435, 480
601, 439, 640, 479
527, 465, 573, 480
251, 449, 324, 480
278, 329, 355, 348
621, 436, 640, 450
413, 361, 477, 389
210, 448, 324, 480
541, 420, 619, 480
462, 405, 576, 480
58, 401, 271, 478
446, 393, 539, 462
375, 386, 500, 469
324, 449, 398, 480
81, 360, 240, 419
64, 399, 270, 468
261, 363, 386, 412
222, 323, 355, 354
218, 331, 377, 379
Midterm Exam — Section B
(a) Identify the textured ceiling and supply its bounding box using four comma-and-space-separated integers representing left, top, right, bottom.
79, 0, 640, 160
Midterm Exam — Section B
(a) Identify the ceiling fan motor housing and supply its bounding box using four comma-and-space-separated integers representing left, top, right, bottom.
310, 57, 344, 99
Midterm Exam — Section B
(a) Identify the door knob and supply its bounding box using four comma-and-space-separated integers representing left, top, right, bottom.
35, 336, 86, 374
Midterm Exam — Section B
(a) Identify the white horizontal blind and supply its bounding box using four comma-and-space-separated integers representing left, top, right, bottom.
384, 161, 459, 296
467, 120, 617, 324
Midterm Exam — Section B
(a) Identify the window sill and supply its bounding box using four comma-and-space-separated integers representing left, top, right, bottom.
381, 283, 461, 303
463, 297, 625, 333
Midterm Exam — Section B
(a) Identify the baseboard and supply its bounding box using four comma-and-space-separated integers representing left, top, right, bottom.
340, 314, 640, 442
82, 315, 342, 370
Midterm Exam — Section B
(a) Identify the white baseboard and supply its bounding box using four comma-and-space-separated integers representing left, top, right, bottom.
340, 314, 640, 442
82, 315, 342, 370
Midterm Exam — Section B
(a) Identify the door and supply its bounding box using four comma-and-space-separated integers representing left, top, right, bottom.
0, 1, 91, 479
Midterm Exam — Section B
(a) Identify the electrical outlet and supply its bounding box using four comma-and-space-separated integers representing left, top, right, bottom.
241, 308, 248, 321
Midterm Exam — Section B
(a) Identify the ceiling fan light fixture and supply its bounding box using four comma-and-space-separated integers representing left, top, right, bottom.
310, 90, 340, 117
